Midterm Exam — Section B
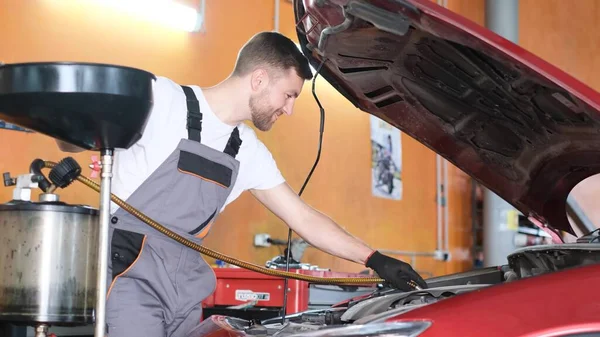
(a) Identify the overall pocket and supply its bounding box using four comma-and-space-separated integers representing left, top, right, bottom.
166, 150, 233, 236
110, 228, 146, 281
177, 150, 234, 188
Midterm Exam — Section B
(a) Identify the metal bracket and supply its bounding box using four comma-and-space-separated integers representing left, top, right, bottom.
316, 1, 417, 56
4, 173, 40, 201
296, 10, 320, 36
345, 0, 413, 36
317, 6, 354, 55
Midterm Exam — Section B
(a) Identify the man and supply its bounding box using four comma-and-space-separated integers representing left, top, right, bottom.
58, 31, 427, 337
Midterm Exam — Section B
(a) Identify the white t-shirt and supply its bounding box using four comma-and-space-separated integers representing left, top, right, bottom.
110, 76, 285, 213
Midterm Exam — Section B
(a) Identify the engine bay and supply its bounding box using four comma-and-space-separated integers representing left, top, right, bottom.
507, 243, 600, 279
186, 243, 600, 337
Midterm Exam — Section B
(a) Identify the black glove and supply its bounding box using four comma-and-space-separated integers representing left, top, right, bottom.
365, 251, 428, 291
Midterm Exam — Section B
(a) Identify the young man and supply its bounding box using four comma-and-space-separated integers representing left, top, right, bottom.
58, 31, 427, 337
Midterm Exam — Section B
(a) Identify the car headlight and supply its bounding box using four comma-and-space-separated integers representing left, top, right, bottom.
286, 321, 432, 337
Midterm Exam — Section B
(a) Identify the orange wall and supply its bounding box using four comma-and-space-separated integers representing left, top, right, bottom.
0, 0, 475, 278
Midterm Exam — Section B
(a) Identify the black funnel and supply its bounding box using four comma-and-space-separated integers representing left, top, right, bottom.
0, 62, 156, 151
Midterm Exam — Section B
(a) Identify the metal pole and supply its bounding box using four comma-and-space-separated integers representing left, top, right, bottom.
485, 0, 519, 43
94, 149, 113, 337
482, 0, 519, 267
436, 155, 443, 253
566, 194, 596, 234
436, 0, 444, 260
378, 249, 438, 257
482, 190, 517, 266
436, 0, 449, 260
443, 159, 449, 253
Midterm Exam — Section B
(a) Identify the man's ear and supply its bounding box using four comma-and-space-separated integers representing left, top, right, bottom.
250, 68, 269, 92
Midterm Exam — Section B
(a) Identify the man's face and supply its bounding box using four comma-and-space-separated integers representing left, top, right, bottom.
249, 68, 304, 131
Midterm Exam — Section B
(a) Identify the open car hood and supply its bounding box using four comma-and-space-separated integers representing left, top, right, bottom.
294, 0, 600, 235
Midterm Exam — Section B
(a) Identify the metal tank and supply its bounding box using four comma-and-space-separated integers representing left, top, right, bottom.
0, 194, 99, 325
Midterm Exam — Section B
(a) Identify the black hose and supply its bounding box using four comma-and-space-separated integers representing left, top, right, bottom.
29, 159, 52, 192
280, 58, 327, 324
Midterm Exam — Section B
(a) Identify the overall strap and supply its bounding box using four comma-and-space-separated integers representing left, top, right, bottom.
181, 85, 202, 142
223, 127, 242, 158
181, 84, 242, 158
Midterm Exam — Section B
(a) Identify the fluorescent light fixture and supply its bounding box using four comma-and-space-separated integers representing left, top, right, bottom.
92, 0, 203, 32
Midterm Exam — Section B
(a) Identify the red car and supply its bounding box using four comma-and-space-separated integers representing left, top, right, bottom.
186, 0, 600, 336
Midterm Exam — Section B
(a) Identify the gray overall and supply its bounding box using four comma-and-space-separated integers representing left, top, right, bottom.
105, 85, 242, 337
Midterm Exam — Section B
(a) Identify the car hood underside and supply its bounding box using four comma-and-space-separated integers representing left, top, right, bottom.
294, 0, 600, 235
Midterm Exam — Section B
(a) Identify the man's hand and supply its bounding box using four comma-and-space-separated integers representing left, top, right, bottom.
365, 251, 428, 291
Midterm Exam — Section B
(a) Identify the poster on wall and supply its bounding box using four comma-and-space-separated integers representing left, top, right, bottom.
370, 115, 402, 200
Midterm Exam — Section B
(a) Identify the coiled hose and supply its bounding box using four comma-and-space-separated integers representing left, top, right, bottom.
42, 160, 396, 286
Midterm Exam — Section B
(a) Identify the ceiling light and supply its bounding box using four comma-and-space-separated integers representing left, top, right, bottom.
92, 0, 203, 32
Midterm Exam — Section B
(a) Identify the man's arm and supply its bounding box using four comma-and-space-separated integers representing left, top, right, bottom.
56, 140, 85, 153
251, 182, 429, 291
251, 182, 374, 264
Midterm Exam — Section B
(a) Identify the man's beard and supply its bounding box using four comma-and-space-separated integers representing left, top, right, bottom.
249, 90, 277, 132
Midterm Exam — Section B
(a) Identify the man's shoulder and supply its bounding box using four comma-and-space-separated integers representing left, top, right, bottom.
146, 76, 186, 114
236, 124, 276, 160
234, 124, 284, 190
133, 76, 186, 145
237, 124, 264, 150
237, 123, 257, 142
154, 76, 185, 96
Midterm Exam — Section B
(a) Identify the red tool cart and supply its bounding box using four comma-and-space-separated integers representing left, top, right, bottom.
202, 268, 376, 322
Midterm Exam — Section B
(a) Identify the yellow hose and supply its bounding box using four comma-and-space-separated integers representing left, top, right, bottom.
42, 161, 397, 286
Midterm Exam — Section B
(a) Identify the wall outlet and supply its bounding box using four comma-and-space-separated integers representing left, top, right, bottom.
254, 233, 271, 247
434, 250, 450, 261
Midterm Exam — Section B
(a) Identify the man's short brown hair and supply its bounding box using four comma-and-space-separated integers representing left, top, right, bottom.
233, 31, 313, 81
